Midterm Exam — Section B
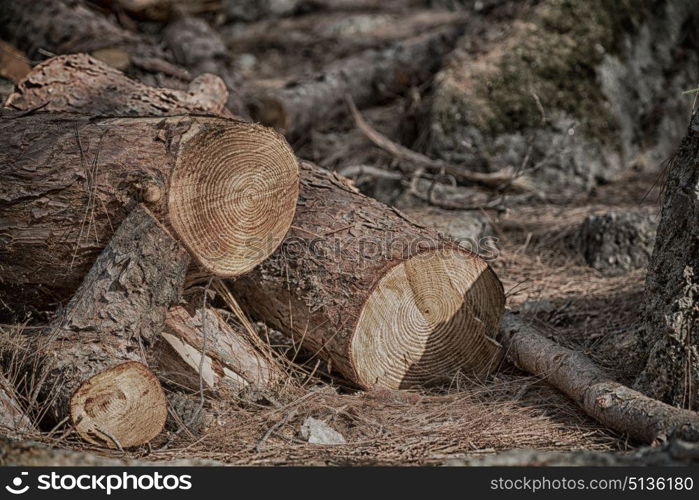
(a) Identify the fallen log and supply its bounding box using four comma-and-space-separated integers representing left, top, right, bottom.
155, 306, 282, 394
0, 112, 299, 317
248, 26, 462, 140
5, 54, 229, 116
32, 205, 188, 448
498, 311, 699, 444
0, 373, 34, 436
231, 161, 505, 389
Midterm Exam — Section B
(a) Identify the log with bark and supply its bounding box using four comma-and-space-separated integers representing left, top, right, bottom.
30, 205, 188, 448
5, 54, 229, 116
155, 306, 282, 394
248, 26, 463, 141
499, 311, 699, 444
231, 161, 505, 389
0, 112, 298, 318
633, 111, 699, 410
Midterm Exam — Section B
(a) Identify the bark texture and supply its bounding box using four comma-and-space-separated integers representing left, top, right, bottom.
634, 111, 699, 410
155, 306, 282, 394
33, 205, 189, 448
248, 26, 462, 140
499, 311, 699, 444
0, 112, 298, 317
5, 54, 229, 116
232, 161, 505, 389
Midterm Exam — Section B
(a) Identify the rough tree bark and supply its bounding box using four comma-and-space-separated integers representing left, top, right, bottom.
248, 26, 463, 141
499, 311, 699, 444
5, 54, 229, 116
231, 161, 505, 390
0, 112, 298, 317
31, 205, 188, 448
154, 306, 282, 394
634, 111, 699, 410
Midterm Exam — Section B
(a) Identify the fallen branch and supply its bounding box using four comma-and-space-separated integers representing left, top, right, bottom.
347, 96, 530, 191
499, 311, 699, 444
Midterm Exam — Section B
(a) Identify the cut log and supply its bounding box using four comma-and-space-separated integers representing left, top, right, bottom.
231, 161, 505, 389
634, 111, 699, 409
163, 17, 244, 114
248, 26, 462, 140
5, 54, 229, 116
32, 205, 188, 448
155, 306, 282, 393
0, 373, 34, 436
0, 112, 298, 317
498, 311, 699, 444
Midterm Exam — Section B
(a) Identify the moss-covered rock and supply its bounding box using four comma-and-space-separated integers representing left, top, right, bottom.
429, 0, 698, 196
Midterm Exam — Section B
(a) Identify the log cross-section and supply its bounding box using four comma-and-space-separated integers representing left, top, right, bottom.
34, 205, 189, 448
231, 161, 505, 389
0, 112, 299, 316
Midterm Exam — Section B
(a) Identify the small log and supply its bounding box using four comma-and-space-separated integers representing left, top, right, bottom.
248, 26, 462, 140
32, 205, 188, 448
498, 311, 699, 444
0, 112, 298, 317
155, 306, 282, 393
5, 54, 229, 116
0, 373, 34, 436
231, 161, 505, 389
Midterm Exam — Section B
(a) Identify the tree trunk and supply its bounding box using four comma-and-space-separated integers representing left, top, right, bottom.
248, 26, 462, 141
634, 111, 699, 410
154, 306, 282, 394
499, 311, 699, 444
5, 54, 229, 116
231, 161, 505, 390
31, 205, 188, 448
0, 373, 34, 436
0, 112, 298, 318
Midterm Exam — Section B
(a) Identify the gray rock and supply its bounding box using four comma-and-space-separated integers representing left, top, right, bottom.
300, 417, 346, 445
576, 211, 657, 276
